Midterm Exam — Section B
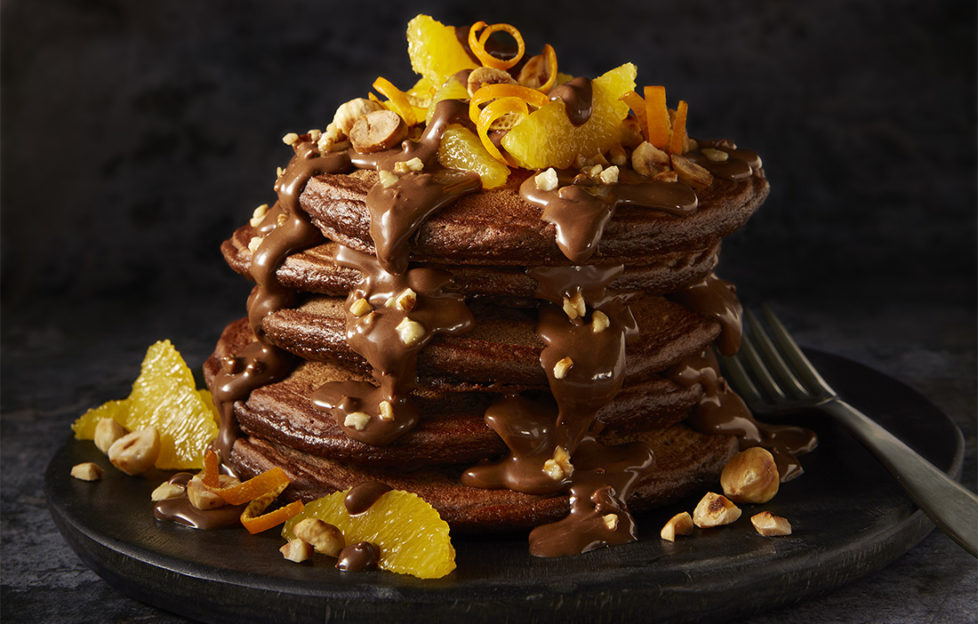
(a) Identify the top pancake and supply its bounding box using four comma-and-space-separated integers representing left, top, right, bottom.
299, 168, 767, 266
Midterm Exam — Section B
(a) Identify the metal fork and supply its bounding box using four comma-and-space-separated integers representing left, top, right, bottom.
718, 304, 978, 557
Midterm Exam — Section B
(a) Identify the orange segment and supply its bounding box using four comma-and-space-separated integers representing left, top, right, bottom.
71, 340, 219, 470
424, 75, 469, 124
406, 15, 477, 90
501, 63, 636, 169
283, 488, 455, 579
438, 124, 510, 188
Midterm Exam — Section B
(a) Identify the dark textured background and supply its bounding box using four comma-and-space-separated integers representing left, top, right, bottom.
2, 1, 975, 622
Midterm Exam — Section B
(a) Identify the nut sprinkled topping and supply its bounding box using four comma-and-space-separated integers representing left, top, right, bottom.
187, 474, 239, 510
70, 462, 103, 481
248, 236, 263, 253
378, 169, 399, 188
378, 400, 395, 422
294, 518, 345, 557
553, 356, 574, 380
721, 447, 780, 504
249, 203, 270, 228
608, 144, 628, 166
534, 167, 559, 192
598, 165, 620, 185
562, 291, 587, 320
591, 310, 610, 333
349, 297, 373, 317
107, 428, 160, 476
652, 170, 679, 183
386, 288, 417, 312
603, 514, 620, 531
701, 147, 729, 162
281, 132, 299, 145
395, 317, 426, 346
659, 511, 694, 542
344, 411, 371, 431
393, 156, 424, 174
750, 511, 792, 536
542, 446, 574, 481
692, 492, 742, 528
151, 481, 185, 501
280, 538, 314, 563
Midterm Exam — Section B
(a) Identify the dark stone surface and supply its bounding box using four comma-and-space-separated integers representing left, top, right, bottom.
2, 1, 975, 622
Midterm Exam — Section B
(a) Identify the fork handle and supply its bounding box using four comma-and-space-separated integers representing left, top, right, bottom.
824, 399, 978, 557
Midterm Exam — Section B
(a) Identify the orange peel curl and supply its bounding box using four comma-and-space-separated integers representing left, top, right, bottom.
468, 21, 525, 70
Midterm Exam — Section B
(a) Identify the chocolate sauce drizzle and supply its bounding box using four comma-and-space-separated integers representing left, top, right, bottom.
671, 273, 743, 356
520, 171, 698, 264
548, 77, 593, 126
462, 265, 654, 556
152, 472, 246, 529
344, 481, 393, 515
336, 541, 380, 572
668, 351, 817, 481
212, 140, 353, 461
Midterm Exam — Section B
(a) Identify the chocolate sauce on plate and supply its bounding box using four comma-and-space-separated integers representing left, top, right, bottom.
336, 541, 381, 572
153, 472, 245, 530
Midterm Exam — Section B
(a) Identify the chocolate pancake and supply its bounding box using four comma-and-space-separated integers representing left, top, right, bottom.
299, 169, 766, 266
222, 230, 722, 299
206, 318, 703, 466
229, 426, 739, 531
260, 294, 721, 386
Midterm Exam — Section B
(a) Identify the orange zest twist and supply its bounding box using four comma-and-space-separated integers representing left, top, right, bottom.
372, 76, 417, 127
207, 466, 292, 506
239, 478, 304, 535
644, 85, 671, 150
468, 83, 550, 122
669, 100, 688, 154
620, 91, 649, 141
468, 21, 525, 70
202, 449, 220, 487
475, 97, 528, 163
537, 44, 558, 92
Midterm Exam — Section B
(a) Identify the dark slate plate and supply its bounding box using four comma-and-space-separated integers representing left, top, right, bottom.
45, 350, 964, 624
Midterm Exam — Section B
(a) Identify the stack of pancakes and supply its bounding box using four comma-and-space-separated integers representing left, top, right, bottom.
203, 158, 768, 531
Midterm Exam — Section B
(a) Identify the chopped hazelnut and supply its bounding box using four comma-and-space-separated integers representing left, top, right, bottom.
660, 511, 694, 542
652, 170, 679, 183
692, 492, 742, 528
349, 297, 373, 317
378, 170, 399, 188
552, 356, 574, 380
587, 164, 604, 178
720, 447, 780, 504
393, 157, 424, 174
632, 141, 670, 176
378, 400, 395, 422
467, 66, 517, 96
249, 203, 270, 228
534, 168, 559, 192
151, 481, 185, 501
751, 511, 792, 536
701, 147, 729, 162
395, 317, 426, 346
294, 518, 345, 557
562, 291, 587, 320
386, 288, 417, 312
591, 310, 610, 333
70, 462, 103, 482
280, 538, 314, 563
602, 514, 619, 531
542, 447, 573, 481
187, 474, 239, 510
344, 411, 371, 431
281, 132, 299, 145
307, 129, 322, 142
608, 144, 628, 166
598, 165, 619, 185
248, 236, 263, 253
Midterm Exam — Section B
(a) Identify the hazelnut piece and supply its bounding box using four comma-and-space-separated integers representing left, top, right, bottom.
349, 110, 407, 153
107, 428, 160, 476
750, 511, 792, 536
70, 462, 103, 482
659, 511, 694, 542
294, 518, 345, 557
94, 417, 128, 454
720, 447, 780, 504
151, 481, 186, 501
692, 492, 741, 528
187, 474, 239, 510
280, 538, 314, 563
